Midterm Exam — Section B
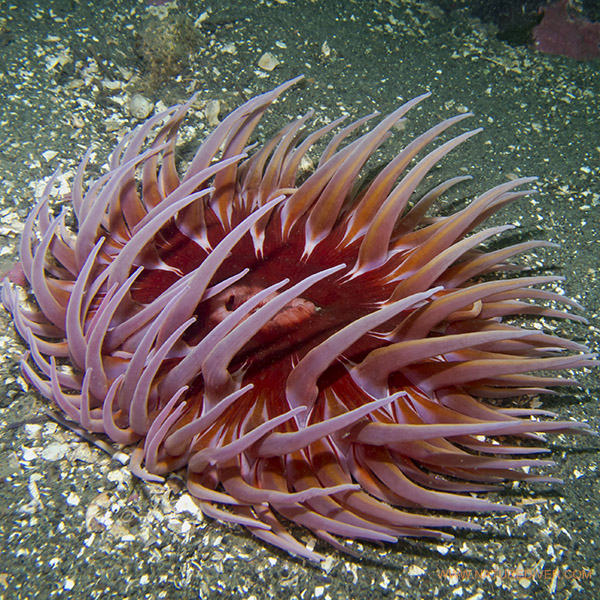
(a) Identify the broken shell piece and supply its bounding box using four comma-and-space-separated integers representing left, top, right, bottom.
221, 42, 237, 55
258, 52, 280, 71
71, 114, 85, 129
42, 150, 58, 162
85, 492, 111, 532
205, 100, 221, 126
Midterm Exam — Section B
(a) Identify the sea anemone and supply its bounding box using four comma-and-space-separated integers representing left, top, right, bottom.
2, 77, 595, 561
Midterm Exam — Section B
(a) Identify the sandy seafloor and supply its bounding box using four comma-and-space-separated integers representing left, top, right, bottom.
0, 0, 599, 599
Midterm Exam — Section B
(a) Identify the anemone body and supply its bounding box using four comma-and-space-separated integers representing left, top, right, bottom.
2, 77, 594, 561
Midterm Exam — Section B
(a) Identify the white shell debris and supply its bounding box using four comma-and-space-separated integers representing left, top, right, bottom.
41, 150, 58, 162
194, 11, 210, 27
27, 474, 44, 510
63, 578, 75, 591
71, 113, 85, 129
148, 2, 176, 21
21, 447, 38, 461
407, 565, 426, 576
66, 491, 80, 506
41, 442, 69, 461
129, 94, 154, 120
205, 99, 221, 126
174, 494, 204, 521
107, 468, 131, 491
24, 424, 43, 439
221, 42, 237, 55
70, 443, 95, 464
258, 52, 280, 71
85, 492, 112, 532
44, 48, 71, 71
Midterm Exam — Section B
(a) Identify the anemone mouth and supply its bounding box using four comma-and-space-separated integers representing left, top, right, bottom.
1, 76, 595, 562
205, 283, 318, 330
